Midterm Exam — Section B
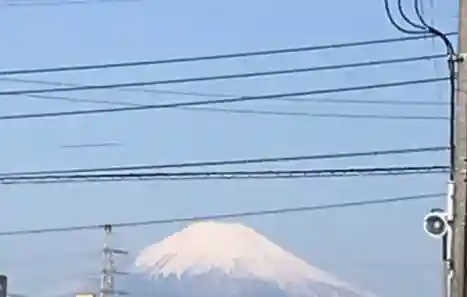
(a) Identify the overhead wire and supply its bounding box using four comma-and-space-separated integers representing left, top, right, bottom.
0, 4, 450, 177
422, 0, 445, 104
397, 0, 429, 32
3, 82, 447, 120
385, 0, 429, 34
14, 97, 450, 120
414, 0, 433, 29
0, 170, 448, 184
0, 54, 446, 96
119, 108, 447, 120
8, 99, 447, 121
413, 2, 456, 170
0, 36, 456, 76
0, 165, 449, 185
0, 146, 448, 176
0, 52, 449, 120
18, 89, 449, 106
383, 0, 456, 177
0, 77, 449, 122
0, 76, 449, 121
0, 78, 448, 120
0, 192, 445, 236
382, 0, 456, 267
0, 76, 449, 106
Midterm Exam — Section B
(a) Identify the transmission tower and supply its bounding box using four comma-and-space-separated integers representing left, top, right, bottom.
99, 224, 129, 297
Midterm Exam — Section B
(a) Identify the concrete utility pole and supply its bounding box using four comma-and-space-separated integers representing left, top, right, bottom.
451, 0, 467, 296
99, 224, 129, 297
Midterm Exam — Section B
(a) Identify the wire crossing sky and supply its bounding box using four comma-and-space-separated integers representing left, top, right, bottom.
0, 192, 444, 236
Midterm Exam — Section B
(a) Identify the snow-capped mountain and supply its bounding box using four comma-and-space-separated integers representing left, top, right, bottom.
131, 221, 372, 297
46, 221, 374, 297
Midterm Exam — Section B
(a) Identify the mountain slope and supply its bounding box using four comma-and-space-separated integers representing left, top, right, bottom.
134, 221, 372, 297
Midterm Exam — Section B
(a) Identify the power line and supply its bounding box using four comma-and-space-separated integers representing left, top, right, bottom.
15, 95, 451, 119
0, 77, 448, 120
0, 75, 448, 121
1, 77, 450, 107
0, 146, 448, 176
0, 55, 446, 96
0, 37, 455, 76
162, 108, 447, 120
0, 165, 449, 185
10, 91, 449, 120
0, 77, 449, 121
1, 169, 447, 184
13, 90, 448, 120
0, 192, 444, 236
22, 92, 450, 107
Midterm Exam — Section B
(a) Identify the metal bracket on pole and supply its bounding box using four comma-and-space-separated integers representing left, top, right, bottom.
454, 53, 467, 63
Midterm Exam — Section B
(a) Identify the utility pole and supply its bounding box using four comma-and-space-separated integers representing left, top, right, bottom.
451, 0, 467, 296
99, 224, 129, 297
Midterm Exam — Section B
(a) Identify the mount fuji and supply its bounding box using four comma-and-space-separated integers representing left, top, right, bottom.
50, 221, 374, 297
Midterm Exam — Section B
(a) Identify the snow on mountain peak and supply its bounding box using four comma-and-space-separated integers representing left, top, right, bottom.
134, 221, 365, 294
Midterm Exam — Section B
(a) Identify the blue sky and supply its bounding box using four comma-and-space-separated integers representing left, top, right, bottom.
0, 1, 459, 297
